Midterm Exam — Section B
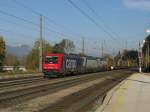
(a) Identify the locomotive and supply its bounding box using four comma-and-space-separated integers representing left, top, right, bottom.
43, 53, 107, 77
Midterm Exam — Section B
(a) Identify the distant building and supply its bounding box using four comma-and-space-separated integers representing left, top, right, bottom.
2, 66, 27, 72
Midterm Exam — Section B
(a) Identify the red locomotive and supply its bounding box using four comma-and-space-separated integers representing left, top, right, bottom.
43, 53, 107, 77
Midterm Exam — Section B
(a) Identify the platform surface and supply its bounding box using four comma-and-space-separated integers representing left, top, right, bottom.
96, 73, 150, 112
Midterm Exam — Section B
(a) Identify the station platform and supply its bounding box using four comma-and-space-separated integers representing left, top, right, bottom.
96, 72, 150, 112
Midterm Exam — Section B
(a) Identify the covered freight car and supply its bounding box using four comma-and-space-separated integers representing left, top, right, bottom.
82, 56, 107, 73
62, 54, 83, 74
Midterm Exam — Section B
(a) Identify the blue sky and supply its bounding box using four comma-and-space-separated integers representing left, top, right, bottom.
0, 0, 149, 56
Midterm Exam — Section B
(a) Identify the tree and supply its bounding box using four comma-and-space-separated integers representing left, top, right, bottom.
52, 39, 75, 54
26, 39, 52, 70
114, 51, 121, 61
142, 35, 150, 72
63, 39, 75, 54
4, 53, 20, 67
114, 50, 138, 67
43, 41, 52, 55
52, 44, 64, 53
26, 48, 39, 70
0, 36, 6, 71
33, 39, 52, 55
19, 56, 26, 66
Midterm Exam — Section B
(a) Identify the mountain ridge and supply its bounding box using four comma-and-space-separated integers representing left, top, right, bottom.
6, 45, 31, 57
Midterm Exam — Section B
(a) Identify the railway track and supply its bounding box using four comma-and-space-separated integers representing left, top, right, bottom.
0, 72, 106, 91
0, 70, 120, 91
0, 71, 116, 107
0, 74, 42, 82
39, 74, 130, 112
0, 75, 44, 89
0, 70, 134, 111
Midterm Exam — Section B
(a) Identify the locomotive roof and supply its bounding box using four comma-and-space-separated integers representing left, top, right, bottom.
46, 53, 64, 56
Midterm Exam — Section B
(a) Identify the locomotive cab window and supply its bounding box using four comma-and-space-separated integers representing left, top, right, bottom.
45, 56, 58, 64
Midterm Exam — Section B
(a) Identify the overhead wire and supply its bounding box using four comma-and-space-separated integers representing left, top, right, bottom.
11, 0, 84, 39
11, 0, 40, 16
2, 0, 122, 55
0, 9, 38, 26
0, 17, 38, 31
0, 0, 82, 54
67, 0, 120, 42
0, 9, 77, 40
0, 10, 82, 52
0, 28, 36, 40
12, 0, 67, 28
10, 0, 106, 54
81, 0, 121, 40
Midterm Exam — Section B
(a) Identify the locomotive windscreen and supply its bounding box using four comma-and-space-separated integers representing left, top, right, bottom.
45, 56, 58, 64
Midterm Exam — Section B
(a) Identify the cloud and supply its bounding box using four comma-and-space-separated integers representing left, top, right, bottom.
123, 0, 150, 10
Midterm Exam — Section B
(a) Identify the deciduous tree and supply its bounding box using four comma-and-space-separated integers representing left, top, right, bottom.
52, 39, 75, 54
26, 39, 52, 70
0, 36, 6, 70
4, 53, 20, 66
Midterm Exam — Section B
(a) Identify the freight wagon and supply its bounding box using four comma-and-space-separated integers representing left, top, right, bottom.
43, 53, 107, 77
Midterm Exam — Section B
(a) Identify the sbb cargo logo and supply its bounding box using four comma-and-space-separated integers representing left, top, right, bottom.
66, 59, 77, 69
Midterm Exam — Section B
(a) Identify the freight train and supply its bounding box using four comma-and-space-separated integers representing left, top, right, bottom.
43, 53, 108, 77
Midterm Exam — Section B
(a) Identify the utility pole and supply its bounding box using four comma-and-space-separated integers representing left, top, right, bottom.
138, 42, 142, 73
148, 44, 150, 68
125, 40, 127, 49
65, 39, 69, 54
101, 41, 104, 58
82, 37, 85, 55
39, 15, 43, 72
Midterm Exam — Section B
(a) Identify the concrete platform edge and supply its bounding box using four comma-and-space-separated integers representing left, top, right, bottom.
95, 74, 132, 112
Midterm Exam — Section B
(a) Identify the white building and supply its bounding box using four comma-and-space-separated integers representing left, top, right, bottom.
2, 66, 27, 72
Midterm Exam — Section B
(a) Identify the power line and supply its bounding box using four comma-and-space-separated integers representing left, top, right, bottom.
12, 0, 66, 28
81, 0, 121, 39
0, 26, 58, 45
5, 0, 122, 52
0, 9, 38, 26
0, 9, 76, 39
0, 17, 38, 31
45, 26, 74, 39
0, 27, 36, 39
82, 37, 85, 55
67, 0, 118, 41
12, 0, 41, 16
11, 0, 83, 38
0, 15, 66, 40
12, 0, 104, 44
11, 0, 109, 51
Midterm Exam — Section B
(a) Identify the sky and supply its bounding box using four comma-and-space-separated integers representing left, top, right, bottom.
0, 0, 149, 56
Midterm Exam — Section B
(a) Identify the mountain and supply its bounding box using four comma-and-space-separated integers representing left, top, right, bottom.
6, 45, 31, 57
